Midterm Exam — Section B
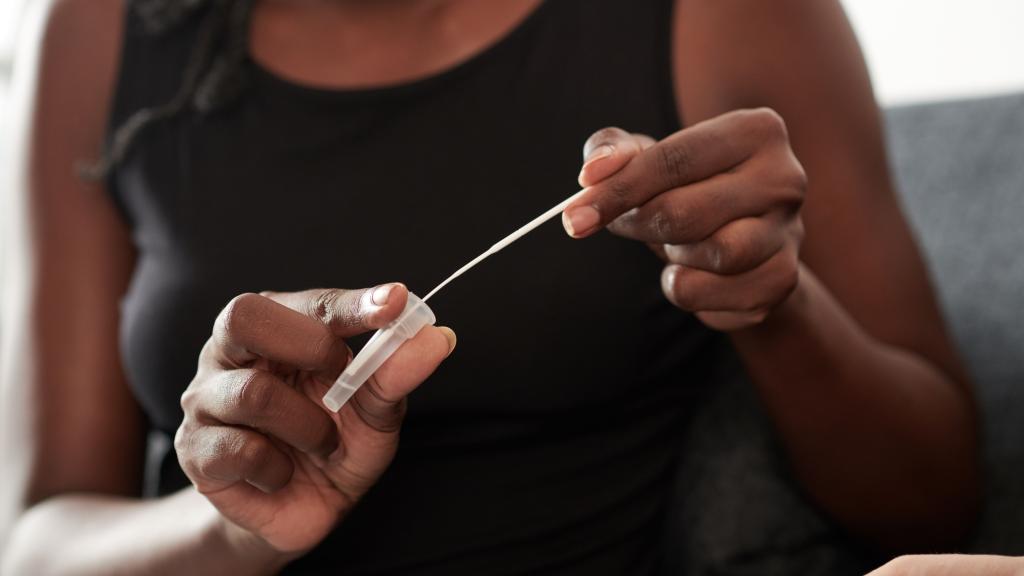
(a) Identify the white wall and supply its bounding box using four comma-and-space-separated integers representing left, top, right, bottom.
840, 0, 1024, 105
0, 0, 28, 174
0, 0, 25, 85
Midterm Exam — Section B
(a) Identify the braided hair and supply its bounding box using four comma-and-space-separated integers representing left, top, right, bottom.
83, 0, 256, 179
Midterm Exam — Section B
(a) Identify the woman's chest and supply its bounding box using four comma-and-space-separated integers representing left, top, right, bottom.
114, 78, 701, 434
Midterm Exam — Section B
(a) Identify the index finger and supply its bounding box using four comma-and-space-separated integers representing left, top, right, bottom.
563, 110, 775, 238
263, 283, 409, 338
204, 293, 347, 372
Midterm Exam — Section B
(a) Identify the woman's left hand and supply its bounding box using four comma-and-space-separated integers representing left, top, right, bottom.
565, 108, 806, 331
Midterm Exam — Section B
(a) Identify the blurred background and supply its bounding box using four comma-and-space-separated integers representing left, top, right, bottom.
2, 0, 1024, 114
2, 0, 1024, 148
843, 0, 1024, 105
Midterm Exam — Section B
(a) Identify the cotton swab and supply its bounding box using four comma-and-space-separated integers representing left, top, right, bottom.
422, 190, 585, 302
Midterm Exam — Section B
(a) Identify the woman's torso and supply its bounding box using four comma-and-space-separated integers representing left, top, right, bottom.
107, 0, 727, 573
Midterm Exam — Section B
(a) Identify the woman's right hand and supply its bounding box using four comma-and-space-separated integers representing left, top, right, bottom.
175, 284, 455, 556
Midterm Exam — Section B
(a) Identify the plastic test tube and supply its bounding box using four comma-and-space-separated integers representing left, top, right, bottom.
322, 292, 436, 412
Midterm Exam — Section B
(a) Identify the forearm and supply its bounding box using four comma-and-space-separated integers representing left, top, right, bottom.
2, 488, 291, 576
732, 265, 979, 549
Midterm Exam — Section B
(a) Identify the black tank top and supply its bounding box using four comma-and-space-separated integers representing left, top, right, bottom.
106, 1, 730, 573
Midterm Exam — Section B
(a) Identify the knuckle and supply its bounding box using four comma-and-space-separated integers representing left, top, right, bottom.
239, 436, 273, 472
215, 293, 261, 340
194, 434, 227, 480
208, 429, 235, 458
175, 437, 200, 480
656, 142, 695, 184
197, 337, 219, 364
648, 210, 676, 241
179, 385, 199, 414
312, 289, 364, 330
778, 159, 808, 207
175, 422, 208, 482
705, 239, 730, 274
747, 107, 788, 141
311, 289, 341, 323
790, 160, 808, 193
196, 430, 246, 480
704, 226, 748, 273
233, 370, 275, 416
173, 423, 189, 458
763, 167, 804, 213
651, 201, 695, 242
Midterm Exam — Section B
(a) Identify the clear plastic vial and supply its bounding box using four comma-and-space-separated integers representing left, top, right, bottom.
322, 292, 436, 412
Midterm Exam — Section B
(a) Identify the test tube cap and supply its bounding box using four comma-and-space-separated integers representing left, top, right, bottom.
322, 292, 436, 412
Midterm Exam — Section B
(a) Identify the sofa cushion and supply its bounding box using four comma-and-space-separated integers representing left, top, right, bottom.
885, 92, 1024, 553
664, 93, 1024, 575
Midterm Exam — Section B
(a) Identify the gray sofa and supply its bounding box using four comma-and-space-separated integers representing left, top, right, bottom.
667, 92, 1024, 574
890, 93, 1024, 556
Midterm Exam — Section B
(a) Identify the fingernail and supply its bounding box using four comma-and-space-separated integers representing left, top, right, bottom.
578, 144, 615, 186
584, 144, 615, 165
438, 326, 457, 357
371, 284, 395, 306
563, 205, 601, 237
662, 265, 683, 296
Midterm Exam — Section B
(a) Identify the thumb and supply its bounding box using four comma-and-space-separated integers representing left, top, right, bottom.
578, 127, 657, 188
345, 326, 455, 431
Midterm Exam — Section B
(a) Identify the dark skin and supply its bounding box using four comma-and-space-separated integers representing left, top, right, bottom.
1, 0, 980, 573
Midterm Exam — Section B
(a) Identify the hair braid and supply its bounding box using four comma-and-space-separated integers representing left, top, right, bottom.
82, 0, 256, 180
194, 0, 254, 112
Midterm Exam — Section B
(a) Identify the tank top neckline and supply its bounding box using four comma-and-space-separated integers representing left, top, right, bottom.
247, 0, 552, 104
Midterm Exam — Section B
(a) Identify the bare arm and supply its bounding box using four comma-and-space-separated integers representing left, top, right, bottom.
1, 1, 287, 573
4, 491, 286, 575
673, 0, 978, 549
2, 8, 454, 572
562, 0, 978, 553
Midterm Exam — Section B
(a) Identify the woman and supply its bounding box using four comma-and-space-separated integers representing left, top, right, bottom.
1, 0, 980, 573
